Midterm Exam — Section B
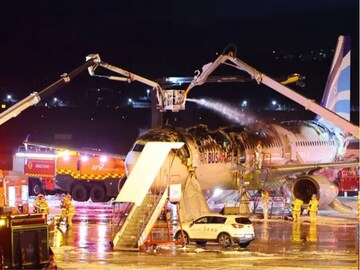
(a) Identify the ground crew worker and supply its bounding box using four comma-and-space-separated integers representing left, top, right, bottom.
290, 197, 303, 222
33, 194, 50, 214
58, 194, 75, 227
261, 190, 270, 220
254, 140, 263, 170
307, 194, 319, 223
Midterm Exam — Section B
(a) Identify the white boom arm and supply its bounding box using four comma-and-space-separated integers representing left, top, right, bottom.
180, 53, 360, 138
0, 93, 40, 126
0, 57, 100, 126
86, 54, 184, 112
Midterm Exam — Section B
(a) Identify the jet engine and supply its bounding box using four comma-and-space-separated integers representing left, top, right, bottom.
291, 175, 338, 208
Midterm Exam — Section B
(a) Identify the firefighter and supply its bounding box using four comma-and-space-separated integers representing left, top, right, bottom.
58, 194, 75, 227
290, 197, 303, 222
307, 194, 319, 223
33, 194, 50, 214
254, 140, 263, 170
261, 190, 270, 220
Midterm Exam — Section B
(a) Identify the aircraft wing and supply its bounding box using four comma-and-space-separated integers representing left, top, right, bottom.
265, 160, 359, 177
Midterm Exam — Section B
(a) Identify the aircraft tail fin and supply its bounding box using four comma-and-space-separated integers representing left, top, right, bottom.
319, 35, 351, 121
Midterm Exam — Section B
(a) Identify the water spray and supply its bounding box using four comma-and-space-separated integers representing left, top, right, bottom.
187, 98, 255, 125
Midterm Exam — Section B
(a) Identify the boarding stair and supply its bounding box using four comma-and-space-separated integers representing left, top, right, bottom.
109, 142, 184, 251
111, 187, 169, 251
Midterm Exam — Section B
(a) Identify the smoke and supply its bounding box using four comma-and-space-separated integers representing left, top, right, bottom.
187, 98, 255, 125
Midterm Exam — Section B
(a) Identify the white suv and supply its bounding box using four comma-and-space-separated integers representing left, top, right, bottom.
174, 214, 255, 248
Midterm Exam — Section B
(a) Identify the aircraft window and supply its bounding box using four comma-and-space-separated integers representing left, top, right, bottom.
132, 144, 145, 152
348, 141, 360, 149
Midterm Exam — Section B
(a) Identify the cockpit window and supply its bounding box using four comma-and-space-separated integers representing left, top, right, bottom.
132, 144, 145, 152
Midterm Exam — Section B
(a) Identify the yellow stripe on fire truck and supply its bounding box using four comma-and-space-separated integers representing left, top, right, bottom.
56, 170, 123, 180
27, 173, 54, 178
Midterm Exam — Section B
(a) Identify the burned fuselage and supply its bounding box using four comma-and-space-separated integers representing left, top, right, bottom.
125, 121, 341, 206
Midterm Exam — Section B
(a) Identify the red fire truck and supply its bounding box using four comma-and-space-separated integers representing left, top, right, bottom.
337, 167, 359, 195
13, 143, 126, 202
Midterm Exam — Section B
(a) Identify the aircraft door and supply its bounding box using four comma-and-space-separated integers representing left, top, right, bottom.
284, 135, 292, 161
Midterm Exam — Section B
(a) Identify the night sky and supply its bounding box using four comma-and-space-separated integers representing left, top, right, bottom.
0, 1, 359, 165
1, 1, 358, 90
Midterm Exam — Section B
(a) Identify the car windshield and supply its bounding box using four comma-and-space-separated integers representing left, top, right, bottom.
235, 217, 252, 224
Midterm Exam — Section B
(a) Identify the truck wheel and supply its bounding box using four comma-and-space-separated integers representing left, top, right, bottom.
71, 184, 89, 202
90, 185, 106, 202
29, 178, 44, 196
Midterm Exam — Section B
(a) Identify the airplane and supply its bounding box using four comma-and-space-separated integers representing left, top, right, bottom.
124, 36, 359, 221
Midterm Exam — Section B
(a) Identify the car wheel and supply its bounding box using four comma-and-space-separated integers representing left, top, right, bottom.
174, 231, 189, 245
195, 241, 207, 246
218, 232, 232, 247
239, 241, 251, 248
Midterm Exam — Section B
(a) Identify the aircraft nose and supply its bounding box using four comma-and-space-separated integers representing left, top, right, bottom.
124, 150, 140, 175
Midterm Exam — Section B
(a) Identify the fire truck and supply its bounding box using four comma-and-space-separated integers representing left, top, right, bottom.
13, 143, 126, 202
337, 167, 359, 195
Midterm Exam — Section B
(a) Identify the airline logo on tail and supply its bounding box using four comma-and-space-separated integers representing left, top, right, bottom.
320, 35, 351, 121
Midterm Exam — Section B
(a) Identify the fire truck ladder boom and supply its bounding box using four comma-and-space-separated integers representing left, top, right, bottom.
179, 52, 360, 138
86, 54, 184, 112
0, 56, 100, 126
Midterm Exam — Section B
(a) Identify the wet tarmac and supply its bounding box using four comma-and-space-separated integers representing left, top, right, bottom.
46, 199, 359, 270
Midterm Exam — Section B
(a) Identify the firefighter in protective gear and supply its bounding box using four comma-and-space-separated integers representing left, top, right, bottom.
307, 194, 319, 223
290, 197, 303, 222
254, 140, 263, 170
33, 194, 50, 214
261, 190, 270, 220
58, 194, 75, 227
